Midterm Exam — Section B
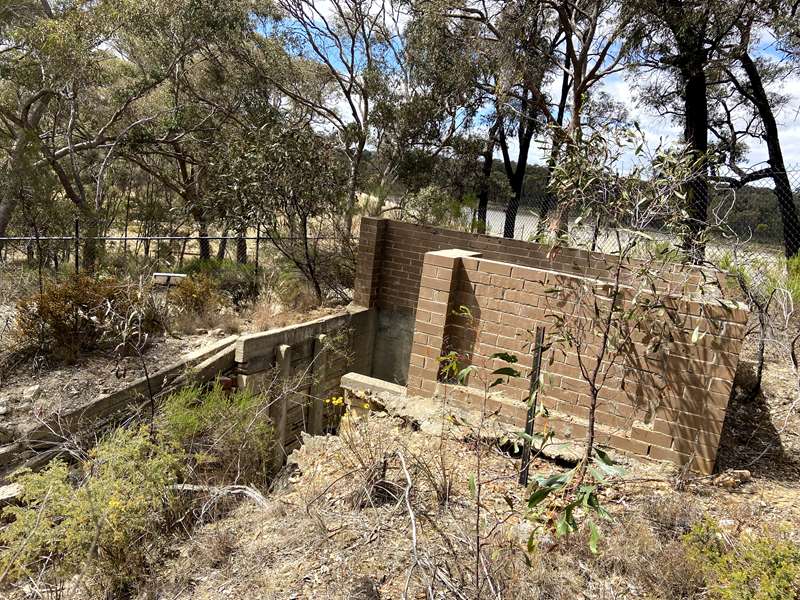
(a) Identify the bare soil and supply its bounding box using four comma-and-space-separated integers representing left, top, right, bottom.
0, 331, 217, 443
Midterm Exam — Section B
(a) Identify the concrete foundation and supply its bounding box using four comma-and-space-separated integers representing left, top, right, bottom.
370, 307, 415, 385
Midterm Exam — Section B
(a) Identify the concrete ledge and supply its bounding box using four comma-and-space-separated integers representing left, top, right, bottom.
341, 372, 406, 397
236, 306, 371, 368
18, 335, 239, 448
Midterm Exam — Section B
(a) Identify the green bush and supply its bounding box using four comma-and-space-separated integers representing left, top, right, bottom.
162, 382, 275, 487
13, 275, 164, 362
685, 519, 800, 600
167, 272, 222, 316
181, 258, 257, 306
783, 254, 800, 304
0, 427, 184, 594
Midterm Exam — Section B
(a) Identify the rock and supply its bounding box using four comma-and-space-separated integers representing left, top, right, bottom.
0, 483, 22, 506
538, 532, 556, 552
713, 469, 751, 489
349, 577, 380, 600
731, 469, 751, 483
21, 384, 41, 401
718, 518, 737, 534
0, 426, 14, 445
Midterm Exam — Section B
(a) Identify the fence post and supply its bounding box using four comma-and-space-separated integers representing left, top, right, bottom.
74, 218, 80, 275
309, 334, 328, 435
254, 223, 261, 282
271, 344, 292, 471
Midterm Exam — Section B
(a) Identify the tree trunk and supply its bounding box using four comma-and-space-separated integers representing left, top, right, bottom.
680, 65, 709, 263
343, 144, 365, 237
739, 52, 800, 258
477, 121, 499, 234
217, 228, 229, 260
80, 209, 101, 272
0, 196, 18, 241
504, 186, 522, 239
197, 216, 211, 260
236, 228, 247, 264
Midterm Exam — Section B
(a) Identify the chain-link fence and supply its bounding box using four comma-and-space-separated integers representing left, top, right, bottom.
0, 229, 265, 277
478, 164, 800, 288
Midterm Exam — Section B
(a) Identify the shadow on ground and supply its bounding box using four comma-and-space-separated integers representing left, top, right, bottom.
715, 360, 800, 481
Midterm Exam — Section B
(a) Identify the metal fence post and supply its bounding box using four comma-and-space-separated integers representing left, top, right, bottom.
254, 223, 261, 281
74, 218, 80, 275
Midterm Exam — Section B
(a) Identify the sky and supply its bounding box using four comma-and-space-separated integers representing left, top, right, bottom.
279, 1, 800, 182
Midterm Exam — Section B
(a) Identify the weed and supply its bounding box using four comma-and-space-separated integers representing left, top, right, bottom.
161, 383, 275, 488
13, 275, 163, 363
0, 427, 184, 595
685, 519, 800, 600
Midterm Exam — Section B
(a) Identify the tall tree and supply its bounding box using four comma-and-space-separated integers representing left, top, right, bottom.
709, 6, 800, 257
626, 0, 744, 260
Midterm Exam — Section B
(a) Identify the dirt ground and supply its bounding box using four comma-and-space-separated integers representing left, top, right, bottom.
144, 350, 800, 599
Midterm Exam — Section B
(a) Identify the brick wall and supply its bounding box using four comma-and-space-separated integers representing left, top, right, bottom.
354, 217, 719, 315
354, 218, 748, 474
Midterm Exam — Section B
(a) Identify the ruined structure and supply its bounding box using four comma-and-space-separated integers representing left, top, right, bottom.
351, 217, 749, 474
2, 217, 749, 480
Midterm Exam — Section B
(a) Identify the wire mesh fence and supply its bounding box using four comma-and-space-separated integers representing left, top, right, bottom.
478, 164, 800, 289
1, 165, 799, 295
0, 229, 266, 279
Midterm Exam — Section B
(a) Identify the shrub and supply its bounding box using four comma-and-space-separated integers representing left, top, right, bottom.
13, 275, 163, 362
181, 258, 257, 306
168, 273, 222, 316
161, 382, 274, 487
685, 519, 800, 600
783, 254, 800, 304
0, 427, 184, 595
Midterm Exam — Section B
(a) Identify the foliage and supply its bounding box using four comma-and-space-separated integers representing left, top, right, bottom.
167, 273, 222, 316
685, 520, 800, 600
13, 274, 163, 362
0, 427, 184, 594
402, 185, 475, 230
525, 448, 622, 554
161, 382, 275, 486
767, 254, 800, 305
182, 258, 257, 306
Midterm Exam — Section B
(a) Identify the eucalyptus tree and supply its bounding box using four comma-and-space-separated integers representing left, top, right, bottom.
246, 0, 405, 237
707, 3, 800, 258
624, 0, 748, 261
0, 0, 251, 267
422, 0, 631, 239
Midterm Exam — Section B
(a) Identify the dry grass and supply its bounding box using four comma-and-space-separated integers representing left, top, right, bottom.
144, 411, 744, 600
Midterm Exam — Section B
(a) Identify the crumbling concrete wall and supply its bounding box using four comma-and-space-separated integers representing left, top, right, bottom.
235, 306, 374, 453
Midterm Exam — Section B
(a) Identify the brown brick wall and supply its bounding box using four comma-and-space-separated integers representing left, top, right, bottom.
437, 256, 747, 474
353, 217, 718, 314
353, 218, 748, 474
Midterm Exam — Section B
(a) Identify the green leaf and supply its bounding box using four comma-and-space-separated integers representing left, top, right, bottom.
690, 325, 704, 344
468, 474, 476, 499
537, 469, 573, 489
457, 365, 477, 384
527, 486, 552, 508
587, 520, 601, 554
492, 367, 521, 378
489, 378, 505, 389
588, 466, 607, 483
490, 352, 518, 364
594, 447, 615, 466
